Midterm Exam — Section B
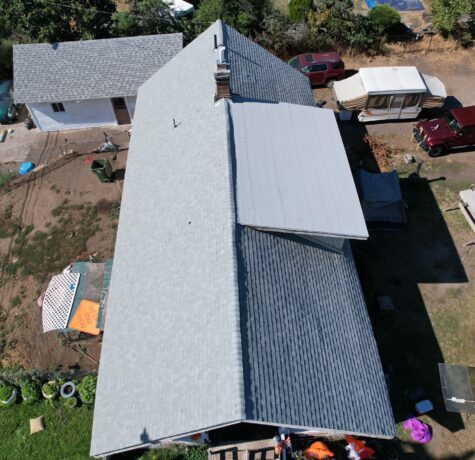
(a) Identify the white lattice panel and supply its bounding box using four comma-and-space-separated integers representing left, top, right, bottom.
42, 273, 80, 332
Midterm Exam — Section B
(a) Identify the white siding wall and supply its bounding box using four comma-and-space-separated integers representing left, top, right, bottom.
125, 96, 137, 119
28, 98, 118, 132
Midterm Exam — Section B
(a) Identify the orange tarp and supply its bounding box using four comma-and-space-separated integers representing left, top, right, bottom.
69, 299, 100, 335
303, 441, 334, 459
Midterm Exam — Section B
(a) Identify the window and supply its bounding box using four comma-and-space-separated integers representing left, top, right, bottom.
333, 61, 344, 70
288, 57, 299, 69
367, 95, 390, 109
403, 93, 421, 108
51, 102, 65, 113
444, 112, 461, 132
303, 53, 314, 63
308, 64, 327, 72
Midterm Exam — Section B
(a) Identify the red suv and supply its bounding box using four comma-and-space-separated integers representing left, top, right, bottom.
288, 52, 345, 87
413, 106, 475, 157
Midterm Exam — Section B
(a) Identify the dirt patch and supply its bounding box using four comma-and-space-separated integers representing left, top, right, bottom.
0, 150, 126, 371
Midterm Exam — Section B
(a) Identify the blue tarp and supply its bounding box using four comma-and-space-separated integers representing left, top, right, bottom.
366, 0, 424, 11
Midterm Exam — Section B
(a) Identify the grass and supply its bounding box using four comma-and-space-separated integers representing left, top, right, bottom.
7, 201, 100, 282
0, 401, 94, 460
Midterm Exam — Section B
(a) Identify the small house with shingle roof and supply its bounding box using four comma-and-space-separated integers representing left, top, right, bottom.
13, 34, 182, 132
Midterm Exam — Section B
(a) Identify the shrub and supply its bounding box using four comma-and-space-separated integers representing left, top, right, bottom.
431, 0, 473, 35
42, 380, 60, 399
0, 382, 16, 405
77, 375, 97, 404
289, 0, 313, 22
20, 380, 41, 404
368, 4, 401, 32
62, 396, 78, 409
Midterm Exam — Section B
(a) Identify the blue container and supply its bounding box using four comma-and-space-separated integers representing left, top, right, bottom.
18, 161, 35, 175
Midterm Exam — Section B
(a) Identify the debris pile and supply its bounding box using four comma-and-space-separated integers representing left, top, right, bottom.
363, 135, 399, 172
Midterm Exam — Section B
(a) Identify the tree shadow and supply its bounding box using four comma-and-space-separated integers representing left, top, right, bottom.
339, 118, 467, 434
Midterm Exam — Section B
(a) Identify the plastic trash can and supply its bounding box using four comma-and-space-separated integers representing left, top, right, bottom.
90, 159, 113, 183
18, 161, 35, 175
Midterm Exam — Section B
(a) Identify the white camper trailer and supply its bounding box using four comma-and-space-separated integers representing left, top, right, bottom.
334, 66, 446, 122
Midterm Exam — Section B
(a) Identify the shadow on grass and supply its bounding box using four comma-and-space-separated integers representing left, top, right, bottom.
340, 118, 468, 434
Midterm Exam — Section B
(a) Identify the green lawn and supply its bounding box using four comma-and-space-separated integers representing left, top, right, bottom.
0, 401, 94, 460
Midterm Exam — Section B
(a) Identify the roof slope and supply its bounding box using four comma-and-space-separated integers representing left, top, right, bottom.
90, 23, 243, 457
13, 34, 182, 103
230, 99, 368, 238
237, 228, 394, 436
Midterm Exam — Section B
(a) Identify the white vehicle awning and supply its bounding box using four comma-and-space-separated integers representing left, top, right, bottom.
333, 73, 367, 110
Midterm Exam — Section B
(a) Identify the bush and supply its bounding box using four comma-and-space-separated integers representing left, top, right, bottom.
42, 381, 60, 399
0, 40, 13, 80
368, 5, 401, 31
0, 382, 16, 405
431, 0, 473, 35
62, 396, 78, 409
20, 381, 41, 404
77, 375, 97, 404
289, 0, 313, 22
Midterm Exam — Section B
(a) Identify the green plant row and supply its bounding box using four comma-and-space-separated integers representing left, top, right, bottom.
0, 374, 97, 408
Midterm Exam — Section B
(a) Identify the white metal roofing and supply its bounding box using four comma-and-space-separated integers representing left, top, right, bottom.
359, 66, 427, 94
230, 99, 368, 239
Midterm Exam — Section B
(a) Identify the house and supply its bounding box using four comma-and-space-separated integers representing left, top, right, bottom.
90, 21, 395, 458
13, 34, 182, 132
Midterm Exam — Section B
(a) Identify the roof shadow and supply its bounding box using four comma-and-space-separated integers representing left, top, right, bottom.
344, 118, 467, 434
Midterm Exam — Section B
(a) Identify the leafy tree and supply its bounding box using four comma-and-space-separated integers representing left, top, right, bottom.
431, 0, 472, 35
130, 0, 178, 35
288, 0, 313, 22
112, 11, 140, 37
0, 0, 116, 42
368, 4, 401, 32
192, 0, 274, 36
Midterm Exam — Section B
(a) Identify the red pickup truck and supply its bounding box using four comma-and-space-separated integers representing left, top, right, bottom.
413, 105, 475, 157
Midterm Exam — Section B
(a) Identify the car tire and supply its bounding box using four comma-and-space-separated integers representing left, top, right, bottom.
428, 145, 446, 157
325, 79, 336, 88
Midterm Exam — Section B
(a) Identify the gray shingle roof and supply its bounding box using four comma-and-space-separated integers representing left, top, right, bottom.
91, 20, 394, 458
13, 34, 182, 104
237, 228, 394, 437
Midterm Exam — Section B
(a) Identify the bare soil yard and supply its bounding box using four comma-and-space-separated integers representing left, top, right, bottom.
0, 135, 128, 371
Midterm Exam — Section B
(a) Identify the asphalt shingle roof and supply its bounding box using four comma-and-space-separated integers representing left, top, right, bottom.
13, 34, 182, 104
91, 21, 395, 458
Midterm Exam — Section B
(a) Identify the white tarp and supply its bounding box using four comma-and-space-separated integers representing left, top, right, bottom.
230, 99, 368, 239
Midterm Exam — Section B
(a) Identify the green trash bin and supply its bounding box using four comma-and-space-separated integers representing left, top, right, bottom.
90, 159, 113, 183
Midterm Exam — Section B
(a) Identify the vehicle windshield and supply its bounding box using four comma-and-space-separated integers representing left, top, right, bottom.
288, 57, 299, 69
444, 112, 461, 132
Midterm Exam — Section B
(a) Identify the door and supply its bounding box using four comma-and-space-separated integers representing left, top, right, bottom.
388, 94, 405, 119
111, 97, 131, 125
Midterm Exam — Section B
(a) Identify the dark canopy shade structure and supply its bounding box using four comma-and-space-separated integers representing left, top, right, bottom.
439, 363, 475, 414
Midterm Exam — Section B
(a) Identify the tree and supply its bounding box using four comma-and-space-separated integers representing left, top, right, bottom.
0, 40, 13, 79
130, 0, 178, 35
0, 0, 116, 42
288, 0, 313, 22
368, 4, 401, 32
192, 0, 274, 36
431, 0, 473, 35
112, 11, 140, 37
